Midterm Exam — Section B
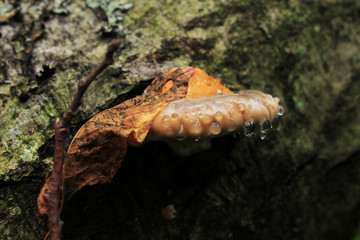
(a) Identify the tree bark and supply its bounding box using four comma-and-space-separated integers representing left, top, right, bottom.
1, 0, 360, 239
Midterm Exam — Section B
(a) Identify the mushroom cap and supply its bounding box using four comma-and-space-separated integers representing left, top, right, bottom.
150, 90, 282, 138
150, 67, 283, 139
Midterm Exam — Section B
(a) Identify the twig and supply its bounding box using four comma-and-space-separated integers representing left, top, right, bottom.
43, 40, 120, 240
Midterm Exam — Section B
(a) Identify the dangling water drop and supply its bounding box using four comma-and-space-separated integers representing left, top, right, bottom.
259, 119, 271, 140
194, 137, 201, 142
260, 132, 266, 140
243, 120, 255, 137
260, 130, 267, 140
278, 106, 284, 116
261, 119, 271, 133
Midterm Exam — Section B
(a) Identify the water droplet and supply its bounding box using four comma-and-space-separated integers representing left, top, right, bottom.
194, 137, 201, 142
259, 120, 271, 140
278, 106, 284, 116
243, 120, 255, 137
261, 119, 271, 133
260, 131, 267, 140
217, 89, 223, 95
210, 121, 221, 135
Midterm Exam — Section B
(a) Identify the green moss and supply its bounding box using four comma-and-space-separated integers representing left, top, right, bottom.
0, 94, 53, 181
121, 0, 222, 60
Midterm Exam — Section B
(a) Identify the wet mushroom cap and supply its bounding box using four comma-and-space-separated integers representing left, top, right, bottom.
151, 90, 282, 138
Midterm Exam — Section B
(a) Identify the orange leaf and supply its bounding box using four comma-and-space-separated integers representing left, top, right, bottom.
186, 68, 233, 98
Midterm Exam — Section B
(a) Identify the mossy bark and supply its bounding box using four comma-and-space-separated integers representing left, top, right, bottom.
1, 0, 360, 239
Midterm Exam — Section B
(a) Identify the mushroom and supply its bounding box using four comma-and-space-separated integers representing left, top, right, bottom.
148, 68, 283, 156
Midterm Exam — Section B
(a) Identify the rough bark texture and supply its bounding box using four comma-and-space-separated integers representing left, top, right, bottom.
1, 0, 360, 239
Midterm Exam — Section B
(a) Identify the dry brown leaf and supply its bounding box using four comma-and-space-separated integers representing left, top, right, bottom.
37, 67, 195, 216
63, 67, 195, 197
